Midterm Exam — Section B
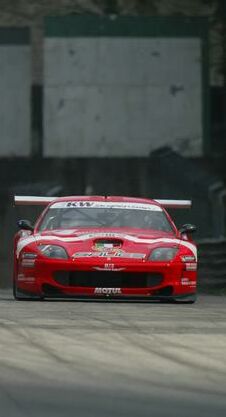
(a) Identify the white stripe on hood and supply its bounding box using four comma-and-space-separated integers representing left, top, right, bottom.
16, 232, 197, 259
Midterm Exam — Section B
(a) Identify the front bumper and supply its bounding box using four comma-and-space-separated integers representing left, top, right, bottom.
16, 256, 197, 299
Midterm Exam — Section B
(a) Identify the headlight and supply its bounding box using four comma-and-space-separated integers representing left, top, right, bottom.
149, 247, 178, 261
39, 245, 68, 259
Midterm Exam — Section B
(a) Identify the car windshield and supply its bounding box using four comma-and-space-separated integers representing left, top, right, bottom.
38, 204, 174, 232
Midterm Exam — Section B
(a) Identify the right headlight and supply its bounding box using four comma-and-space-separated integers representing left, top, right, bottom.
149, 247, 178, 261
38, 244, 68, 259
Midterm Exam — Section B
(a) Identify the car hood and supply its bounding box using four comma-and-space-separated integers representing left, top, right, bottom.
17, 227, 197, 259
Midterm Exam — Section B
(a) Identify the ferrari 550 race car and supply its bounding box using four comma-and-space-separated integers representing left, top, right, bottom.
13, 195, 197, 303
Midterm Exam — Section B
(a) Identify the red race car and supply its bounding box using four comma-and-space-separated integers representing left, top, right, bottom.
13, 195, 197, 303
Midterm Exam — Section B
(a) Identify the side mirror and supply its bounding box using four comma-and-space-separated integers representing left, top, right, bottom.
17, 219, 34, 231
179, 224, 197, 235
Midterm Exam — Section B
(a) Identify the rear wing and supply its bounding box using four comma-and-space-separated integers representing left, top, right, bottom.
14, 196, 192, 209
14, 196, 57, 206
154, 199, 192, 209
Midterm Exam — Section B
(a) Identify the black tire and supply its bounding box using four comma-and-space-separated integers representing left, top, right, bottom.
13, 280, 43, 301
171, 294, 197, 304
160, 294, 197, 304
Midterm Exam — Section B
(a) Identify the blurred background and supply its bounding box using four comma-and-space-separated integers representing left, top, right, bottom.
0, 0, 226, 288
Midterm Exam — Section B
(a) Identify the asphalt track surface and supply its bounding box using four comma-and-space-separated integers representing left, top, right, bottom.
0, 290, 226, 417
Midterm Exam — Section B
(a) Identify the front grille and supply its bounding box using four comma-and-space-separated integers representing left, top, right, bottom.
53, 271, 163, 288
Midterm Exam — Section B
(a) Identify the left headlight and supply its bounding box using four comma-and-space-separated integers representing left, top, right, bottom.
149, 247, 178, 261
38, 245, 68, 259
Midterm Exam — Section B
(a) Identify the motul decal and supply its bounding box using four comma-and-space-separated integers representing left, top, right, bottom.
94, 288, 122, 295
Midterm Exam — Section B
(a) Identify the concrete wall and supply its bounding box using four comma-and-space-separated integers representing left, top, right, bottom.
0, 0, 222, 158
44, 17, 204, 157
0, 0, 222, 86
0, 29, 31, 156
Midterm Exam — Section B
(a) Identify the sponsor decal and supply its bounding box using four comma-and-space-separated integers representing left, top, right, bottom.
88, 232, 121, 238
17, 274, 35, 282
184, 263, 197, 271
20, 252, 37, 266
50, 201, 162, 211
94, 288, 122, 295
66, 201, 94, 208
21, 259, 36, 267
94, 264, 125, 271
181, 278, 196, 286
181, 255, 196, 262
72, 250, 145, 259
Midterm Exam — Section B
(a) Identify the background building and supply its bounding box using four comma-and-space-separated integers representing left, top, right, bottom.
0, 0, 225, 156
0, 0, 226, 285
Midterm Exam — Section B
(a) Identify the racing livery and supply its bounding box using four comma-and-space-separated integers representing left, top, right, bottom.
13, 195, 197, 302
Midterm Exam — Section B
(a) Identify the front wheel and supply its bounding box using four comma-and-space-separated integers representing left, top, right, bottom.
13, 280, 43, 301
160, 294, 197, 304
171, 294, 197, 304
